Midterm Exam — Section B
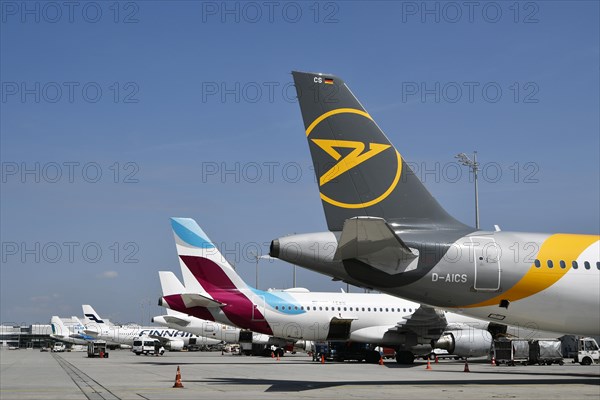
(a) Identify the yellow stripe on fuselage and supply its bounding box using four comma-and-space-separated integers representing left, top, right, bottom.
462, 234, 599, 308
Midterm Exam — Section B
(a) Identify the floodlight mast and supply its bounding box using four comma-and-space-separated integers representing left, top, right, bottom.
455, 151, 480, 230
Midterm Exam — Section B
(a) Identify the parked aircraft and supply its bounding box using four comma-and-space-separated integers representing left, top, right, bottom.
82, 305, 221, 351
157, 217, 536, 364
154, 273, 310, 356
50, 316, 93, 345
269, 71, 600, 336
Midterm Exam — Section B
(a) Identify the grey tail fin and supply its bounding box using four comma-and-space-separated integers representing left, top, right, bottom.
291, 71, 469, 231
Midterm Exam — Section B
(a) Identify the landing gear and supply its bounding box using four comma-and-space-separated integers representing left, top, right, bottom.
276, 348, 285, 358
395, 351, 415, 365
365, 350, 381, 364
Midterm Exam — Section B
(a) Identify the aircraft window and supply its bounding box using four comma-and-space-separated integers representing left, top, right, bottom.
313, 306, 317, 310
391, 308, 395, 312
275, 306, 279, 310
409, 308, 413, 312
403, 308, 406, 312
534, 259, 541, 268
294, 306, 298, 310
362, 307, 365, 311
368, 308, 371, 311
559, 260, 566, 269
385, 308, 389, 312
547, 260, 554, 268
288, 306, 292, 310
596, 262, 600, 270
300, 306, 304, 310
343, 307, 347, 311
584, 261, 591, 270
338, 307, 341, 311
326, 307, 330, 311
349, 307, 353, 311
572, 261, 578, 269
319, 307, 322, 311
380, 308, 383, 312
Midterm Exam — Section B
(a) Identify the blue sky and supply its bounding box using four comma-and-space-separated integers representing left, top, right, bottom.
1, 1, 598, 324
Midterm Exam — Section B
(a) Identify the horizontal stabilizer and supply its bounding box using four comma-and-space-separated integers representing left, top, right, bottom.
335, 217, 419, 274
147, 334, 170, 345
180, 293, 225, 308
161, 315, 191, 327
393, 305, 448, 339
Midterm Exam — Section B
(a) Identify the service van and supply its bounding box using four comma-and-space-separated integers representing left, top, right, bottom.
132, 337, 165, 356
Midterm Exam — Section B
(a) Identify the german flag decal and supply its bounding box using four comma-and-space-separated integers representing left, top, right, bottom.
324, 78, 334, 85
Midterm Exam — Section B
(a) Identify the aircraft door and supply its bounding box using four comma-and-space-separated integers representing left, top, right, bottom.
471, 236, 501, 291
326, 318, 352, 340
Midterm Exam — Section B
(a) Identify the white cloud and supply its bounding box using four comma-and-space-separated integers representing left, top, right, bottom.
98, 271, 119, 279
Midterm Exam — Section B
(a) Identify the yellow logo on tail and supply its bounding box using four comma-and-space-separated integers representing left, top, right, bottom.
311, 139, 391, 186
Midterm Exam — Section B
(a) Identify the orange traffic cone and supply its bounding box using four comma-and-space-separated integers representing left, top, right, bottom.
463, 360, 470, 373
379, 356, 384, 366
271, 351, 274, 358
426, 359, 432, 370
276, 353, 280, 361
321, 354, 325, 364
173, 366, 184, 388
435, 356, 439, 364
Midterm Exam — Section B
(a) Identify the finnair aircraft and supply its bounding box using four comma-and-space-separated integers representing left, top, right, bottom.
82, 305, 221, 351
50, 316, 94, 345
269, 71, 600, 336
157, 217, 546, 364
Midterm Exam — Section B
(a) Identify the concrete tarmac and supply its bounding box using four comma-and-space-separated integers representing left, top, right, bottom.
1, 349, 599, 400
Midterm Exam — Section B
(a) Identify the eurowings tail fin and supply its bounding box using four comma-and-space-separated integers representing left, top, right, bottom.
291, 71, 469, 231
158, 270, 224, 309
171, 217, 250, 293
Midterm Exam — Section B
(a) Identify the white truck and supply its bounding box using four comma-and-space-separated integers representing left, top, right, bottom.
575, 337, 599, 365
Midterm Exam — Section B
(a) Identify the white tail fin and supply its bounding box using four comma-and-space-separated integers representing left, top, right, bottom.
82, 305, 107, 326
159, 271, 186, 296
50, 316, 68, 337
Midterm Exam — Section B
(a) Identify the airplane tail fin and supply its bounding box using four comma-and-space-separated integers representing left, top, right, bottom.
171, 217, 250, 294
159, 271, 186, 296
50, 316, 67, 337
291, 71, 469, 231
82, 305, 107, 326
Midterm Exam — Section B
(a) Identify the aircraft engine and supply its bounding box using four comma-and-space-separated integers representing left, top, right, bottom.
166, 339, 184, 351
434, 329, 492, 358
291, 340, 314, 352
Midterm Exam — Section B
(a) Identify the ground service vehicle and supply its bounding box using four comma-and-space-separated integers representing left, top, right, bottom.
575, 337, 600, 365
494, 339, 529, 366
52, 342, 65, 352
132, 337, 165, 356
528, 339, 563, 365
312, 342, 381, 363
87, 341, 108, 358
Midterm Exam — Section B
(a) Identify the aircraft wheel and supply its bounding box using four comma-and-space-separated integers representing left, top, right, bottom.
365, 350, 380, 364
395, 351, 414, 365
